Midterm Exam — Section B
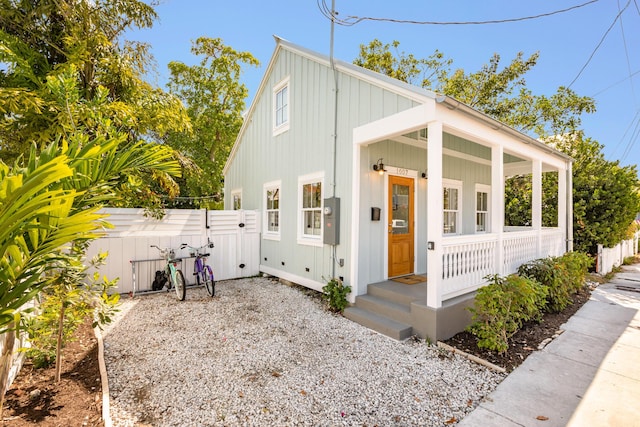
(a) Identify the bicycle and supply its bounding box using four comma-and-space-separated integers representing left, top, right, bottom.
181, 240, 216, 297
150, 245, 187, 301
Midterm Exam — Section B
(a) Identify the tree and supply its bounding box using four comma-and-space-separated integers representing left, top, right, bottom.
0, 0, 190, 210
354, 39, 640, 255
0, 68, 181, 412
165, 37, 259, 207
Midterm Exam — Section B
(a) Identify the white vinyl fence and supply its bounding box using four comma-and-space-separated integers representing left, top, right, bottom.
86, 208, 260, 294
596, 231, 640, 275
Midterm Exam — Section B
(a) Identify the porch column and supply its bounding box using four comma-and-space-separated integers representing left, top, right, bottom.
491, 145, 504, 275
532, 159, 542, 257
566, 161, 574, 252
558, 164, 567, 252
426, 121, 443, 309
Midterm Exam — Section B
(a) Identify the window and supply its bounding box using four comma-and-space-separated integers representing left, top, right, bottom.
263, 181, 280, 240
231, 189, 242, 210
273, 77, 290, 135
443, 179, 462, 235
475, 184, 490, 233
298, 173, 323, 245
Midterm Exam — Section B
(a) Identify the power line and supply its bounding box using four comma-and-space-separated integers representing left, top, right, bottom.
317, 0, 602, 27
617, 0, 637, 107
592, 69, 640, 97
620, 114, 640, 162
567, 0, 631, 89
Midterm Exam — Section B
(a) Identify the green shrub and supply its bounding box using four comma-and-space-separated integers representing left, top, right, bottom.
518, 257, 571, 312
321, 278, 351, 313
467, 274, 548, 353
559, 251, 593, 292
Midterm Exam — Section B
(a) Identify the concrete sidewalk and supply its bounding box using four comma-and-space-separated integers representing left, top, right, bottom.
459, 263, 640, 427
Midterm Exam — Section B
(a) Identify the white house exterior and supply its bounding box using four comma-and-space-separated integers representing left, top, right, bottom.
223, 37, 573, 341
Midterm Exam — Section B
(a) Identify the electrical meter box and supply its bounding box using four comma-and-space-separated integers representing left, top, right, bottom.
323, 197, 340, 245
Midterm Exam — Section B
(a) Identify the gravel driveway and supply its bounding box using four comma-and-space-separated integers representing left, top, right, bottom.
103, 277, 504, 426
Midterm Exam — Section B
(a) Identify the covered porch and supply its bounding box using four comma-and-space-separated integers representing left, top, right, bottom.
346, 99, 573, 340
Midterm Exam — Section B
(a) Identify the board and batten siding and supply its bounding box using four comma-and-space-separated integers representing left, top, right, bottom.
225, 45, 424, 290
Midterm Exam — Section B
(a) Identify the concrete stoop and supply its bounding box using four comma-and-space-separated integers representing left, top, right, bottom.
344, 280, 425, 341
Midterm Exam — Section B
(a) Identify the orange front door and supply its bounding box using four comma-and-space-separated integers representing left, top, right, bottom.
388, 175, 415, 277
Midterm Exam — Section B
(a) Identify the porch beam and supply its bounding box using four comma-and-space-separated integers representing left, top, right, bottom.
426, 121, 444, 309
353, 102, 434, 146
491, 145, 504, 275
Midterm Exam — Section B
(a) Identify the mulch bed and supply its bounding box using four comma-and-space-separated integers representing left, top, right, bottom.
442, 288, 592, 372
3, 318, 104, 426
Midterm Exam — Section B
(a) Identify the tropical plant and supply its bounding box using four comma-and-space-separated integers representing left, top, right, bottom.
322, 278, 351, 313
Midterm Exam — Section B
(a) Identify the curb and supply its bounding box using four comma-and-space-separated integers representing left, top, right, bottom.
436, 341, 507, 373
94, 326, 112, 427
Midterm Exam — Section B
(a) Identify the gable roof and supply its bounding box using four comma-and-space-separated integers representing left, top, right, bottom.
223, 37, 570, 175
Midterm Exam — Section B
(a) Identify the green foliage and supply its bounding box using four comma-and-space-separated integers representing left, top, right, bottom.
467, 274, 548, 353
23, 251, 120, 368
559, 251, 593, 292
165, 37, 259, 208
558, 134, 640, 254
353, 39, 451, 89
0, 0, 190, 211
518, 257, 571, 312
321, 278, 351, 313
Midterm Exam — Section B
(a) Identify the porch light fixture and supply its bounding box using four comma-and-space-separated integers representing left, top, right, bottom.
372, 158, 386, 175
421, 170, 427, 179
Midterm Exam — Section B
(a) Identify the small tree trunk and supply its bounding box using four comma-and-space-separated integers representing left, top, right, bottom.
55, 304, 66, 383
0, 321, 17, 418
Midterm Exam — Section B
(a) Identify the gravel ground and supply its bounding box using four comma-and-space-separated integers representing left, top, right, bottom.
103, 276, 505, 426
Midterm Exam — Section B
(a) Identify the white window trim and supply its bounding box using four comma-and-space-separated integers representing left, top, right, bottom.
443, 178, 463, 235
263, 180, 281, 241
273, 76, 290, 136
475, 184, 491, 233
231, 188, 242, 211
297, 171, 324, 247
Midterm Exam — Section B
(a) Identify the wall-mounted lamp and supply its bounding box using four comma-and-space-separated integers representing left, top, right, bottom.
421, 170, 427, 179
372, 158, 386, 175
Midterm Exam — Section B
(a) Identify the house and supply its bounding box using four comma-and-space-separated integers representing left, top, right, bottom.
223, 37, 573, 341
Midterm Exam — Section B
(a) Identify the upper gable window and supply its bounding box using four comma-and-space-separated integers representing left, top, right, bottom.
273, 77, 290, 135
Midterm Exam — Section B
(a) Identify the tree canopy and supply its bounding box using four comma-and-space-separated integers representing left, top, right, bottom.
0, 0, 189, 211
165, 37, 259, 208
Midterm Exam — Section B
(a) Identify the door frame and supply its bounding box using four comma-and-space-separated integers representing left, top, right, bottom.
383, 166, 419, 279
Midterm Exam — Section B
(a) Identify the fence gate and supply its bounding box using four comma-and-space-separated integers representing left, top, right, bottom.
85, 208, 260, 294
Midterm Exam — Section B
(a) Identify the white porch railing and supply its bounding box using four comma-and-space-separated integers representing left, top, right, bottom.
441, 227, 565, 301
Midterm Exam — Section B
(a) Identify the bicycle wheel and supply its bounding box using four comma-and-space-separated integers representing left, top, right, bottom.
174, 270, 186, 301
204, 265, 215, 297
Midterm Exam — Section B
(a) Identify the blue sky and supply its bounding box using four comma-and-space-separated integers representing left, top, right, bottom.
129, 0, 640, 171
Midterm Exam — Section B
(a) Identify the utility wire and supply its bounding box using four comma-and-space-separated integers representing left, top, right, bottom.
567, 0, 631, 88
617, 0, 637, 107
317, 0, 601, 27
592, 69, 640, 97
620, 111, 640, 162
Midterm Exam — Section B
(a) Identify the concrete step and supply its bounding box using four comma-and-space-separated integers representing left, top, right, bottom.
368, 281, 426, 305
355, 294, 412, 325
343, 306, 413, 341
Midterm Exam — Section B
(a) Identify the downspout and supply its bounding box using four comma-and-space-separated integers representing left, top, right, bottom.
329, 0, 339, 279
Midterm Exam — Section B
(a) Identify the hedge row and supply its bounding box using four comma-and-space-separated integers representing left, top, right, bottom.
467, 251, 593, 353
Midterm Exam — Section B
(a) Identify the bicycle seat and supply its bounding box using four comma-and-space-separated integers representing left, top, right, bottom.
201, 253, 210, 257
